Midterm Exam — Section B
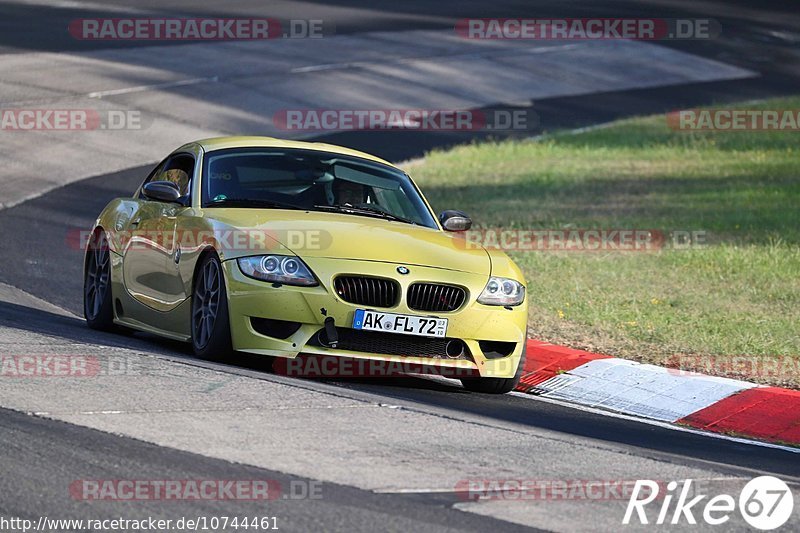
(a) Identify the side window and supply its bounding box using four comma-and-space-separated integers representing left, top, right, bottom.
157, 155, 194, 198
139, 154, 195, 202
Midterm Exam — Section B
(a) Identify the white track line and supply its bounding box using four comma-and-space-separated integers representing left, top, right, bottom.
11, 0, 148, 14
87, 76, 219, 99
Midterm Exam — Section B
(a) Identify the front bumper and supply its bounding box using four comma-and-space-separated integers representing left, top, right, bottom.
223, 257, 527, 378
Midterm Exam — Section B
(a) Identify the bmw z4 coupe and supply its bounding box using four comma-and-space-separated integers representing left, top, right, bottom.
84, 137, 528, 393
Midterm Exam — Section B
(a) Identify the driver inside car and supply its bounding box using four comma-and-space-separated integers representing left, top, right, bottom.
334, 178, 367, 206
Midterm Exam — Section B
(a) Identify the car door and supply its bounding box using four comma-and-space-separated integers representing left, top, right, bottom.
123, 153, 195, 312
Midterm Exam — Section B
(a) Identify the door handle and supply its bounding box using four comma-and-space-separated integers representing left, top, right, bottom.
130, 218, 141, 228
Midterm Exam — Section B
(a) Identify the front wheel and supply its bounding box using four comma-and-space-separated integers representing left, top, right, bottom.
461, 342, 527, 394
84, 231, 115, 330
191, 254, 233, 361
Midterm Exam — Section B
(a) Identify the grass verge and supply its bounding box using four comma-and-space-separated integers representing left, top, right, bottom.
408, 97, 800, 387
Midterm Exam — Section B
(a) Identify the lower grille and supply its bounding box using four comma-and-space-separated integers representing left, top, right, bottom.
334, 276, 399, 308
407, 283, 467, 312
308, 327, 471, 360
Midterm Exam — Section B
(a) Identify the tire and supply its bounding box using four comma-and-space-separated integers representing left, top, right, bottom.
84, 230, 115, 331
461, 341, 527, 394
191, 253, 233, 361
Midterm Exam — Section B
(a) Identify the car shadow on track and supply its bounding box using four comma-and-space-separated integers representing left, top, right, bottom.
0, 299, 183, 354
0, 299, 277, 375
0, 299, 444, 389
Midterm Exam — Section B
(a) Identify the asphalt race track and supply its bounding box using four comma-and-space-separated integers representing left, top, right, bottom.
1, 1, 799, 531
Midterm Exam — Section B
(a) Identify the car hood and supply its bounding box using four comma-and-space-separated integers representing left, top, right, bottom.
204, 208, 490, 274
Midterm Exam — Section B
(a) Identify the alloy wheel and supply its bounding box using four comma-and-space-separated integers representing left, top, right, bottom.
193, 259, 221, 349
85, 236, 110, 321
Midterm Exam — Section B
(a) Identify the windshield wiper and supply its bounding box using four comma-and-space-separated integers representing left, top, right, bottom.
313, 204, 416, 225
207, 197, 304, 210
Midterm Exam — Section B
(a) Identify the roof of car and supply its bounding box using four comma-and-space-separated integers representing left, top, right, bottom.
186, 136, 395, 168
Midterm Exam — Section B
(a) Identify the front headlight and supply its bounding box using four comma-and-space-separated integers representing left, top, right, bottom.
477, 277, 525, 306
237, 255, 318, 286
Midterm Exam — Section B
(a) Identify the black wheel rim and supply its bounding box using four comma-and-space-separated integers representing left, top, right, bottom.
85, 235, 110, 320
193, 260, 220, 349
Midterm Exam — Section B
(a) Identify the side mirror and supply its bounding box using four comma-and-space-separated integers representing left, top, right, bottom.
439, 210, 472, 231
142, 181, 181, 203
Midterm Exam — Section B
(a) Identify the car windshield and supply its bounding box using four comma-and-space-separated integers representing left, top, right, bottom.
202, 148, 438, 228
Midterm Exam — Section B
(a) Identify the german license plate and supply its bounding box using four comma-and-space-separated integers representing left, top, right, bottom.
352, 309, 447, 338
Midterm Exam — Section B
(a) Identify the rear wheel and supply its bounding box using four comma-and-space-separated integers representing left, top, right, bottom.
84, 231, 115, 330
191, 254, 233, 361
461, 342, 527, 394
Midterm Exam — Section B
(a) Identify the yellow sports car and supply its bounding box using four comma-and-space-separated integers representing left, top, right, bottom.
84, 137, 528, 393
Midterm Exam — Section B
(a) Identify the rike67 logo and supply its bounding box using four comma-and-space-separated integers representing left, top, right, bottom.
624, 476, 794, 530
